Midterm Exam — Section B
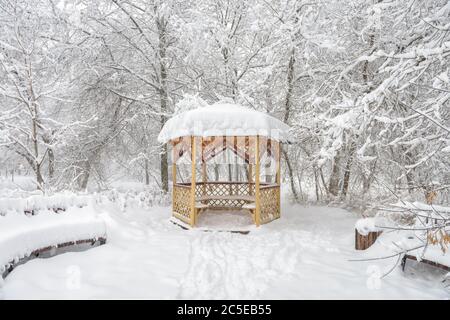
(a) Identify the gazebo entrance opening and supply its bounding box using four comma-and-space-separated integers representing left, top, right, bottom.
158, 103, 291, 227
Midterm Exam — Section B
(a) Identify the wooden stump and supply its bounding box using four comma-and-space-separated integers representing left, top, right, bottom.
355, 229, 382, 250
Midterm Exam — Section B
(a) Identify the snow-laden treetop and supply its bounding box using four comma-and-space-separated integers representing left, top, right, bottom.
158, 103, 291, 143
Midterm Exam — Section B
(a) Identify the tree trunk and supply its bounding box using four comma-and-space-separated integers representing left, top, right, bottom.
80, 161, 91, 191
404, 149, 416, 194
157, 16, 169, 193
144, 158, 150, 185
31, 101, 44, 191
160, 143, 169, 192
35, 162, 44, 191
362, 157, 377, 195
281, 43, 300, 201
48, 148, 55, 180
284, 48, 295, 124
314, 167, 320, 202
282, 149, 299, 201
405, 170, 415, 194
328, 150, 342, 197
341, 141, 357, 198
43, 133, 55, 182
319, 168, 329, 197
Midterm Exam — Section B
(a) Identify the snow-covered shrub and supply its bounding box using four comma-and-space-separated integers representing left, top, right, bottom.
109, 189, 171, 211
0, 193, 90, 216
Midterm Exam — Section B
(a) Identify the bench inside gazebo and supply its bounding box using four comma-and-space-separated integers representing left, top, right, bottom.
158, 103, 291, 227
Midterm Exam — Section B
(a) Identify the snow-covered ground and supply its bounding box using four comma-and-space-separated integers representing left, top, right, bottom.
0, 198, 448, 299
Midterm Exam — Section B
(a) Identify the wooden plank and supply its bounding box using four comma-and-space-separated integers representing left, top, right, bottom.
276, 140, 281, 218
242, 203, 256, 209
197, 195, 256, 201
255, 135, 261, 226
403, 254, 450, 272
190, 136, 197, 227
175, 181, 271, 186
172, 146, 176, 220
195, 202, 208, 209
201, 137, 207, 196
248, 163, 253, 196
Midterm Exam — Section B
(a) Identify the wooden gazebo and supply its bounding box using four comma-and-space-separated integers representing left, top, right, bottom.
158, 103, 291, 227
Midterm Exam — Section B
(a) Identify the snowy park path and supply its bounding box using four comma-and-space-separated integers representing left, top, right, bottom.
1, 202, 448, 299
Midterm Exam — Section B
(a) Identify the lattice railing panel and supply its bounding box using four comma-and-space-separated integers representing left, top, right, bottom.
173, 182, 279, 224
260, 186, 280, 224
173, 184, 191, 222
194, 182, 257, 208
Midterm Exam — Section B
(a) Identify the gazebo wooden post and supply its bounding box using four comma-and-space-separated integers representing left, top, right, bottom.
276, 141, 281, 215
246, 136, 253, 196
248, 164, 253, 195
201, 137, 207, 196
190, 136, 197, 227
172, 141, 176, 215
255, 135, 261, 226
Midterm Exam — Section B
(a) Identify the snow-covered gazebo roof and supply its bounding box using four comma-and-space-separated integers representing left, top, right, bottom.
157, 103, 291, 143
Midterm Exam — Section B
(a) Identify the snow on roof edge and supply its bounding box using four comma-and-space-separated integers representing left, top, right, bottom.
158, 103, 292, 144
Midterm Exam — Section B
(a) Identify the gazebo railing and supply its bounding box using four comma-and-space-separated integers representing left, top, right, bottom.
259, 184, 280, 224
173, 182, 280, 221
172, 183, 192, 223
196, 181, 253, 196
197, 182, 253, 209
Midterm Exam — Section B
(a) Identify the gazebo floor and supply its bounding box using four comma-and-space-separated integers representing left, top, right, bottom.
170, 209, 255, 234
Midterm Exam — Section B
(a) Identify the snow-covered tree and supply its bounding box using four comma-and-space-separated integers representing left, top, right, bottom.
0, 0, 77, 191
